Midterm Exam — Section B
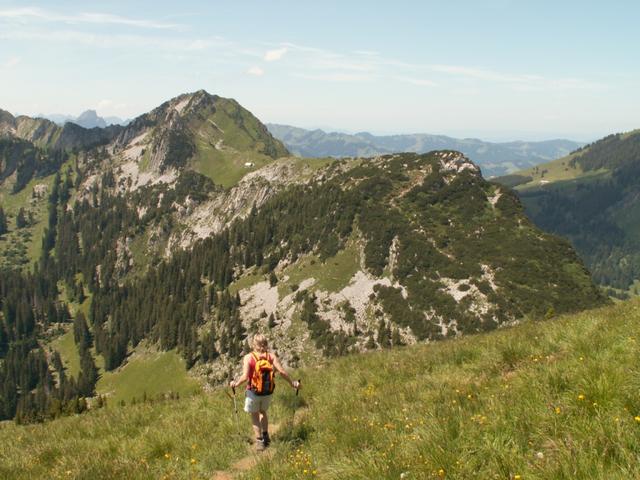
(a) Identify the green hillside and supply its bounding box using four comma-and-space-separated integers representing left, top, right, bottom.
95, 345, 201, 405
123, 90, 289, 187
0, 163, 71, 269
495, 129, 640, 292
2, 299, 639, 479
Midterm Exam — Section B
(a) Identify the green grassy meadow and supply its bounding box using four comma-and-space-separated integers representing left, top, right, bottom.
278, 236, 361, 297
96, 346, 202, 405
3, 299, 640, 479
0, 172, 56, 268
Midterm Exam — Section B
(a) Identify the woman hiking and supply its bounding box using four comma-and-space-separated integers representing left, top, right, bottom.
229, 334, 300, 451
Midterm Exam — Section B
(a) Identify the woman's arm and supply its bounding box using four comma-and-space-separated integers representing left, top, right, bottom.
272, 354, 300, 389
230, 355, 251, 388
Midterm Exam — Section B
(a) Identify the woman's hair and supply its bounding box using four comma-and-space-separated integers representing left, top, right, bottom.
252, 333, 269, 353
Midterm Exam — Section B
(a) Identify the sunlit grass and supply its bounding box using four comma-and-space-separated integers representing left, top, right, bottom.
49, 328, 81, 379
249, 299, 640, 479
96, 345, 202, 405
0, 392, 267, 480
279, 234, 361, 297
3, 300, 640, 479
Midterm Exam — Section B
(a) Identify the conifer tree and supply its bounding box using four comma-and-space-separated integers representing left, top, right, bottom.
16, 208, 27, 229
0, 206, 7, 236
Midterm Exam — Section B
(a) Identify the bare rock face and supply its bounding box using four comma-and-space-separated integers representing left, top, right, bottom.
437, 150, 481, 175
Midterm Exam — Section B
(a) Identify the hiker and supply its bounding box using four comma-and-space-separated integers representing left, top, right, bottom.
229, 334, 300, 450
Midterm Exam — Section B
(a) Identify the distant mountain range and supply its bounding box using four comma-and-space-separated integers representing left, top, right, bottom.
267, 124, 584, 178
40, 110, 129, 129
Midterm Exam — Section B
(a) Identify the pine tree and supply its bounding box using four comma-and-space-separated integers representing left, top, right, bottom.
73, 312, 92, 352
16, 208, 27, 229
78, 349, 98, 397
0, 206, 7, 236
377, 319, 391, 348
391, 327, 404, 347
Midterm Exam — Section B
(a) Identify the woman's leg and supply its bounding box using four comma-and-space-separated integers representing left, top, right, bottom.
259, 409, 269, 433
250, 412, 261, 440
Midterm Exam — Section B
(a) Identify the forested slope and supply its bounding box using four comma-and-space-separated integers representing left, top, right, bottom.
498, 129, 640, 292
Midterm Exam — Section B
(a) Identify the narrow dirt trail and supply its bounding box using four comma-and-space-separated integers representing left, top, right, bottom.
211, 422, 282, 480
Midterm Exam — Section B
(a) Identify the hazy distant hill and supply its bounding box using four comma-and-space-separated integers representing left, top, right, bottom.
41, 110, 130, 128
267, 123, 583, 178
496, 129, 640, 293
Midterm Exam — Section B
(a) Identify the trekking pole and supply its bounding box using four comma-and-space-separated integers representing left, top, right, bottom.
291, 379, 301, 427
231, 384, 241, 438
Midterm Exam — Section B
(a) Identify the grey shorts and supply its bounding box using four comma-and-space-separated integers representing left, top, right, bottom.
244, 390, 272, 413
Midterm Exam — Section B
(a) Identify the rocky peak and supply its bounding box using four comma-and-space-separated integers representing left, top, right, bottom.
113, 90, 288, 178
436, 151, 481, 175
74, 110, 107, 129
0, 109, 16, 136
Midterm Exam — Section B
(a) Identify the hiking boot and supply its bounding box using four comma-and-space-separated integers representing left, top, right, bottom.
262, 432, 271, 447
255, 438, 266, 452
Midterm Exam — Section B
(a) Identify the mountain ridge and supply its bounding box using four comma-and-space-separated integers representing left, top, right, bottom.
39, 111, 129, 128
267, 123, 584, 178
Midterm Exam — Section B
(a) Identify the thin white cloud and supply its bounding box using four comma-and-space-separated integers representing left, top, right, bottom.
0, 7, 181, 30
247, 66, 264, 76
3, 56, 21, 68
293, 72, 374, 83
0, 29, 230, 53
264, 47, 288, 62
430, 64, 527, 83
395, 76, 438, 87
352, 50, 379, 56
428, 64, 602, 90
272, 41, 602, 92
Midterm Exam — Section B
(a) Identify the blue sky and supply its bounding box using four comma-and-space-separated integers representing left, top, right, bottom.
0, 1, 638, 141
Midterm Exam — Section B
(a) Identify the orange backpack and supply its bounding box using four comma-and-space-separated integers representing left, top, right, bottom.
250, 352, 275, 396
